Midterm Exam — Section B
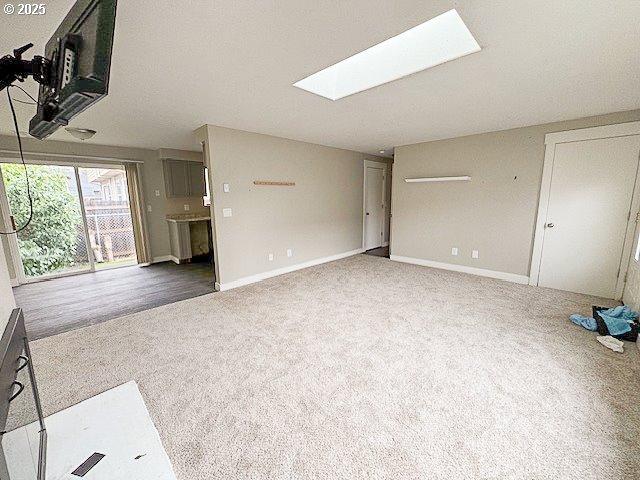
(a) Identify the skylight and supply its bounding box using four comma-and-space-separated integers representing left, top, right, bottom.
293, 9, 481, 101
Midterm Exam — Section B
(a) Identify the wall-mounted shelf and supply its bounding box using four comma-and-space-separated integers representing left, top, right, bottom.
253, 181, 296, 186
404, 176, 471, 183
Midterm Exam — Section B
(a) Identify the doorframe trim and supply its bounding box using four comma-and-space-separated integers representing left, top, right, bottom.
0, 168, 26, 285
362, 159, 388, 251
74, 167, 97, 273
529, 121, 640, 299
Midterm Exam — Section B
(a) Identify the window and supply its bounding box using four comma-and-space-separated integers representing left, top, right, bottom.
293, 9, 480, 100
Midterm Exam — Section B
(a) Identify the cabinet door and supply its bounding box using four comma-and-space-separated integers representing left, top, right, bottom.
164, 160, 189, 197
188, 162, 206, 196
168, 221, 192, 261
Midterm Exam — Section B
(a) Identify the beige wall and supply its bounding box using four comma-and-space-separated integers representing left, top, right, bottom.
0, 239, 15, 330
200, 125, 389, 286
0, 218, 16, 281
139, 156, 172, 260
391, 109, 640, 277
165, 197, 209, 216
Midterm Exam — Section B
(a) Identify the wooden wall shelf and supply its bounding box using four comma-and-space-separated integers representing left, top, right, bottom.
253, 181, 296, 186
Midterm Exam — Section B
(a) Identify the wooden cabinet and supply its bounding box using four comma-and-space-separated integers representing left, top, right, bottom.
163, 160, 205, 197
164, 160, 189, 197
167, 221, 192, 261
166, 217, 211, 263
187, 161, 206, 196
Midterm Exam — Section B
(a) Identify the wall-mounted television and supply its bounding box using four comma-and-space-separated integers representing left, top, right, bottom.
28, 0, 118, 139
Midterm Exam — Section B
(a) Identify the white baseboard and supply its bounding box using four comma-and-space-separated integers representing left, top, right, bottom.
217, 248, 364, 291
390, 255, 530, 285
382, 241, 389, 247
152, 255, 180, 264
10, 278, 19, 287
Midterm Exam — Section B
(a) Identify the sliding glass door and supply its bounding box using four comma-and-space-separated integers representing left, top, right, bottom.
1, 163, 90, 280
0, 162, 138, 283
78, 167, 137, 270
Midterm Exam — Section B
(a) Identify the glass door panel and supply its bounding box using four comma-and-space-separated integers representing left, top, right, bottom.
78, 166, 137, 270
1, 163, 90, 280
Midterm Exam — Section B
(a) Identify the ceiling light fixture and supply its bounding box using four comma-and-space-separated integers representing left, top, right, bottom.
294, 9, 480, 101
66, 127, 96, 141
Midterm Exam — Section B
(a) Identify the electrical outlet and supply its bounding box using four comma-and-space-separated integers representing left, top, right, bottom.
268, 253, 274, 261
287, 248, 293, 257
147, 205, 152, 212
451, 247, 458, 256
154, 189, 160, 197
222, 208, 232, 217
183, 204, 190, 211
472, 250, 479, 259
223, 183, 230, 193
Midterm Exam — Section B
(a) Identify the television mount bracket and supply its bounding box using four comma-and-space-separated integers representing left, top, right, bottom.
0, 43, 51, 93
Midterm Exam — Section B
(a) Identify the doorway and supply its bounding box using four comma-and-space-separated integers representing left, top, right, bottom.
363, 160, 388, 256
530, 122, 640, 298
0, 162, 138, 283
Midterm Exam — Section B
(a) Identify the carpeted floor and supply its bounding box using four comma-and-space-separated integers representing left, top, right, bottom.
28, 254, 640, 479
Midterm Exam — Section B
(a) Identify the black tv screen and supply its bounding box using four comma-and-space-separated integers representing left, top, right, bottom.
29, 0, 117, 140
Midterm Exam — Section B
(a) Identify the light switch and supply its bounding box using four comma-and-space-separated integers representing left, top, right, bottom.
451, 247, 458, 256
223, 208, 232, 217
472, 250, 479, 259
183, 204, 190, 211
223, 183, 230, 193
268, 253, 274, 261
154, 189, 160, 197
147, 205, 152, 212
287, 249, 293, 257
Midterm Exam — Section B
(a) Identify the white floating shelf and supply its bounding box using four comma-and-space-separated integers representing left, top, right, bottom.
404, 176, 471, 183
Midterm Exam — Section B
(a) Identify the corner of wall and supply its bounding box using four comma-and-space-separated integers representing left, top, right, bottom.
0, 239, 16, 327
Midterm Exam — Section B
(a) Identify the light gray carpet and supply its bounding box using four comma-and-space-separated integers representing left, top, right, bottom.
28, 254, 640, 479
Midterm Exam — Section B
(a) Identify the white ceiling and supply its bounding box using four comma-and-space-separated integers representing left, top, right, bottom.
1, 0, 639, 156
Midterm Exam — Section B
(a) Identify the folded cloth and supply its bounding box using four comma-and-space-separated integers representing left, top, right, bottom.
600, 305, 638, 321
597, 306, 637, 336
570, 314, 598, 331
596, 335, 624, 353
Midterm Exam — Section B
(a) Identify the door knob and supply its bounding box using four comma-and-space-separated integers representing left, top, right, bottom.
546, 223, 554, 228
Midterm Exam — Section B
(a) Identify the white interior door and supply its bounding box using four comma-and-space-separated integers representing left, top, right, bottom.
365, 166, 384, 250
538, 135, 640, 298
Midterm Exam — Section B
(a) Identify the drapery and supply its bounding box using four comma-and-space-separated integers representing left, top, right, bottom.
125, 163, 151, 264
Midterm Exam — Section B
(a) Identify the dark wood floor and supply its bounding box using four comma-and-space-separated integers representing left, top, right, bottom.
363, 246, 389, 258
14, 262, 216, 340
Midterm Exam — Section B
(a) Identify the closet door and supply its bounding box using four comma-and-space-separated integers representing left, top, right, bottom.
538, 135, 640, 298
